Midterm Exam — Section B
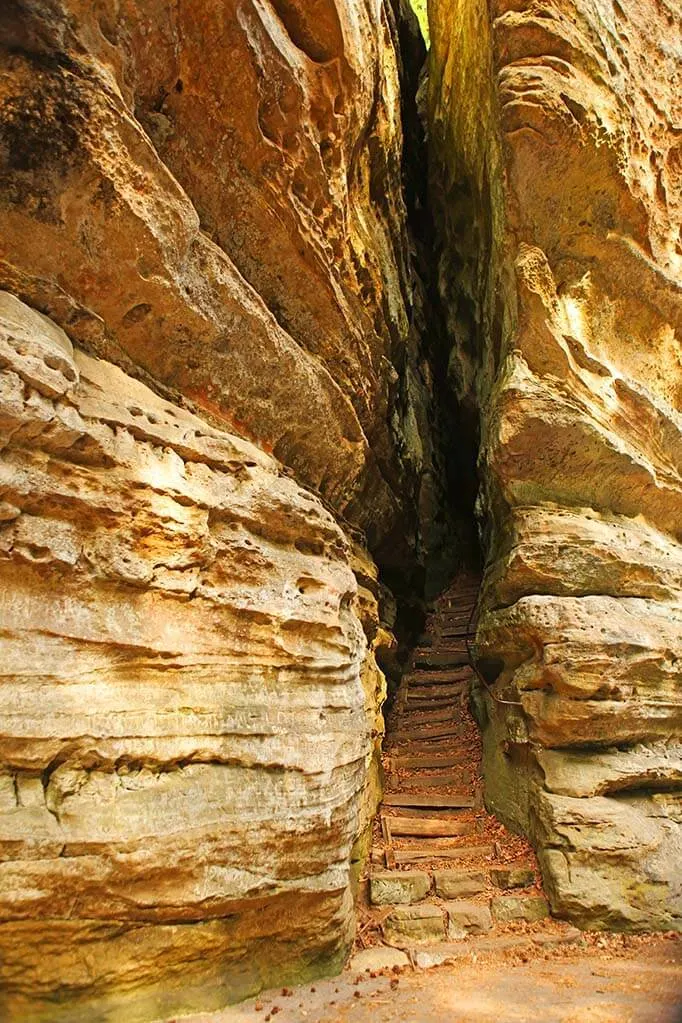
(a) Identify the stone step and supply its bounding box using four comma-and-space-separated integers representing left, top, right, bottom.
382, 792, 475, 809
410, 928, 581, 968
383, 815, 475, 838
434, 868, 487, 898
491, 894, 549, 922
370, 870, 431, 905
490, 865, 536, 889
393, 843, 494, 865
382, 904, 445, 945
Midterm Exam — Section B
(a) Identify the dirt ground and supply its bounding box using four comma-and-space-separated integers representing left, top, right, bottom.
177, 935, 682, 1023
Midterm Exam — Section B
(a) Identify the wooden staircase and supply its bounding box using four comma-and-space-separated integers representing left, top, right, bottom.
360, 578, 578, 961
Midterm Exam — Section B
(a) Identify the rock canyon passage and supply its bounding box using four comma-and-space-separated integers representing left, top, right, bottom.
0, 1, 680, 1021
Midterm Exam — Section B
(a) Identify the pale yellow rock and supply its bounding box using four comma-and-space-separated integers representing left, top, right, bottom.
428, 0, 682, 929
0, 294, 384, 1019
0, 0, 443, 569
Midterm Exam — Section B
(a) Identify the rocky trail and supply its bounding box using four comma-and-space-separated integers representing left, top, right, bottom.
177, 583, 682, 1021
357, 578, 581, 962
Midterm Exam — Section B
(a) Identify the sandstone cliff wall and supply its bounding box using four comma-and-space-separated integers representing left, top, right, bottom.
428, 0, 682, 930
0, 291, 387, 1020
0, 0, 445, 572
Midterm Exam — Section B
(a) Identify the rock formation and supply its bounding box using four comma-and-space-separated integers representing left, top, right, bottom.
1, 0, 681, 1017
427, 0, 682, 930
0, 289, 389, 1020
0, 0, 449, 572
0, 1, 437, 1014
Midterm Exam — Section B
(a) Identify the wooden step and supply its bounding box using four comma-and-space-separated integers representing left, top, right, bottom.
383, 815, 474, 838
404, 675, 470, 691
391, 739, 466, 754
393, 844, 493, 865
382, 792, 475, 809
405, 688, 466, 704
441, 612, 477, 625
413, 650, 470, 669
396, 771, 473, 790
406, 669, 471, 686
402, 700, 460, 715
398, 711, 457, 728
392, 722, 466, 742
388, 754, 468, 771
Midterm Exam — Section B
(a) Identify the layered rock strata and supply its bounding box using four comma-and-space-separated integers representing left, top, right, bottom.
0, 0, 446, 571
427, 0, 682, 929
0, 292, 385, 1020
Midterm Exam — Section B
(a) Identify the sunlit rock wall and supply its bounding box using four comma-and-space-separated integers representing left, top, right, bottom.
0, 0, 442, 570
0, 292, 387, 1020
428, 0, 682, 930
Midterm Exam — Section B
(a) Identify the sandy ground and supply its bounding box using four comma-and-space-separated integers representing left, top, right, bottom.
176, 936, 682, 1023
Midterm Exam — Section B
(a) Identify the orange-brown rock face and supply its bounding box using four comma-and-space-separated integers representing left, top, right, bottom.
428, 0, 682, 929
0, 3, 430, 1014
0, 0, 437, 565
0, 291, 388, 1020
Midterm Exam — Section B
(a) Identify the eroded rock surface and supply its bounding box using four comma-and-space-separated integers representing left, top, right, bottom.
427, 0, 682, 929
0, 292, 386, 1020
0, 0, 446, 570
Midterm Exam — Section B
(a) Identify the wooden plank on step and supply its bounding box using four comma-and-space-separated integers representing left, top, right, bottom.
392, 722, 465, 741
393, 844, 493, 864
405, 687, 466, 701
384, 816, 474, 838
407, 672, 471, 687
403, 701, 460, 715
389, 754, 468, 771
401, 705, 456, 720
402, 770, 473, 789
382, 792, 475, 809
406, 696, 467, 709
408, 667, 472, 680
406, 684, 466, 701
392, 739, 464, 754
413, 651, 470, 669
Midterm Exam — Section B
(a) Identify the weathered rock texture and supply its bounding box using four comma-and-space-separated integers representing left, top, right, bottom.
0, 291, 388, 1020
0, 3, 449, 1014
428, 0, 682, 930
0, 0, 447, 573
